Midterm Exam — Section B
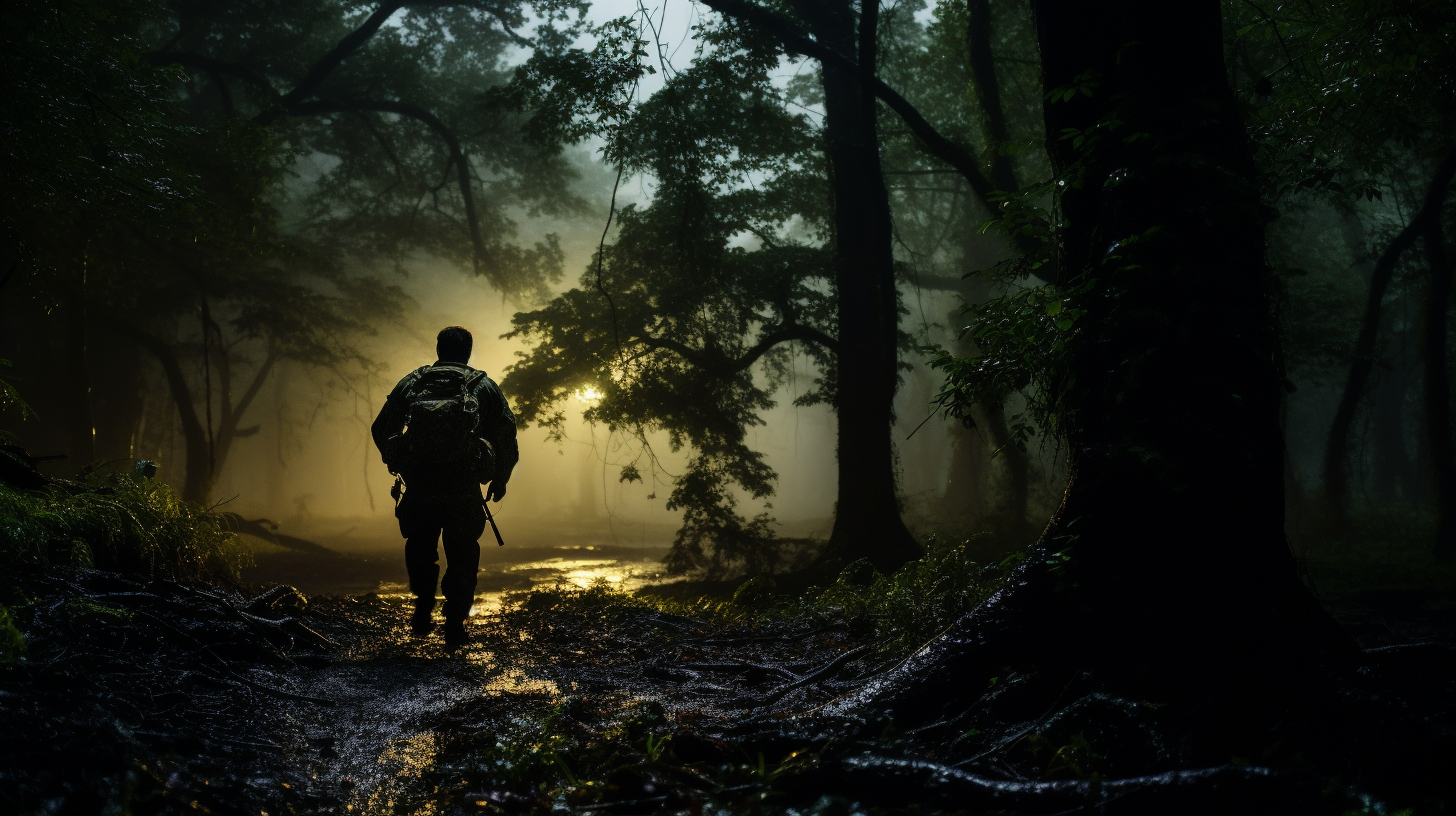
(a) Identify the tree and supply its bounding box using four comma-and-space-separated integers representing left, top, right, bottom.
502, 15, 839, 577
1227, 0, 1456, 553
851, 0, 1353, 763
2, 0, 588, 504
505, 0, 1055, 576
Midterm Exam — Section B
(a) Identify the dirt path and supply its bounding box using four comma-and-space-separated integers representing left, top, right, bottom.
260, 591, 875, 813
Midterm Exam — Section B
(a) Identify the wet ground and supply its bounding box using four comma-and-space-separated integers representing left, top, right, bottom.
241, 535, 678, 614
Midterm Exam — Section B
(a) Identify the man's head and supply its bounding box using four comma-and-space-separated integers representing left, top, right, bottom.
436, 326, 473, 364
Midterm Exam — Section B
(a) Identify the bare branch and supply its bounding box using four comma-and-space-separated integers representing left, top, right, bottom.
290, 98, 492, 274
639, 323, 838, 374
261, 2, 407, 124
696, 0, 1034, 252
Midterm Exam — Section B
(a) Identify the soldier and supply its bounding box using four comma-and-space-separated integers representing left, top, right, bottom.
371, 326, 518, 647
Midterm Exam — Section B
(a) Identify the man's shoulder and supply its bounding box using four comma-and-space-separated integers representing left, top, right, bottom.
390, 365, 435, 395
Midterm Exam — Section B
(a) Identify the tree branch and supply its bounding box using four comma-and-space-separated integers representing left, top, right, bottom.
697, 0, 1032, 251
260, 2, 407, 124
290, 98, 491, 274
639, 323, 838, 374
230, 344, 278, 439
146, 52, 279, 98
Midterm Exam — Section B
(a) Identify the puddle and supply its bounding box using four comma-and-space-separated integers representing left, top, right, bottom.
245, 542, 678, 605
359, 552, 676, 615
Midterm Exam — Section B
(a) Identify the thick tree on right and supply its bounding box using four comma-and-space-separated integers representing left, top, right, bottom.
809, 1, 1448, 809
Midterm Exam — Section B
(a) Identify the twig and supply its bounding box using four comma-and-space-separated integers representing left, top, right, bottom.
759, 644, 872, 706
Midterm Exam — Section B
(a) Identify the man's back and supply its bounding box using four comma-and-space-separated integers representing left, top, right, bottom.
371, 326, 518, 647
371, 360, 519, 489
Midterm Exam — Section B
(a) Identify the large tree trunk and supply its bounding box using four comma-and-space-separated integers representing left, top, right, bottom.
801, 0, 920, 575
841, 0, 1349, 731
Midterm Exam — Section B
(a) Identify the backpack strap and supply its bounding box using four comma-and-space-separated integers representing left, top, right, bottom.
396, 365, 434, 401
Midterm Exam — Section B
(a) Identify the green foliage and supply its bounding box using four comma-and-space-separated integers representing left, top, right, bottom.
0, 360, 32, 428
0, 605, 25, 664
502, 12, 833, 578
929, 279, 1088, 451
811, 537, 1008, 654
0, 476, 249, 583
519, 537, 1009, 659
1227, 0, 1456, 203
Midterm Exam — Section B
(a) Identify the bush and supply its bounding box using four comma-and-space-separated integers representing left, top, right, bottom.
811, 536, 1010, 654
0, 474, 249, 583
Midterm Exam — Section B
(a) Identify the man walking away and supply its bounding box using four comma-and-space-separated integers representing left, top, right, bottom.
371, 326, 518, 647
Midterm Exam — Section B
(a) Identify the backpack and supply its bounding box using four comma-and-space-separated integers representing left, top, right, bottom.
387, 366, 496, 480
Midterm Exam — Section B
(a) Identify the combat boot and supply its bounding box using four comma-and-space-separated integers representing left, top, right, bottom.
410, 598, 435, 636
442, 617, 468, 648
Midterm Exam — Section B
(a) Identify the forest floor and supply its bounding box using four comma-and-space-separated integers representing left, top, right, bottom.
1, 556, 1452, 816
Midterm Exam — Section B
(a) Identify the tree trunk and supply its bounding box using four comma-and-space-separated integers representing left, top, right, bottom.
801, 0, 920, 575
88, 329, 145, 464
979, 398, 1030, 540
937, 421, 993, 527
98, 318, 213, 504
965, 2, 1033, 534
1323, 151, 1456, 524
1422, 216, 1455, 558
60, 293, 95, 467
967, 0, 1017, 194
841, 0, 1350, 730
1369, 342, 1416, 505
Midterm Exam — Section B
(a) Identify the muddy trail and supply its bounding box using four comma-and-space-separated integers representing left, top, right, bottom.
0, 569, 884, 815
2, 566, 1453, 816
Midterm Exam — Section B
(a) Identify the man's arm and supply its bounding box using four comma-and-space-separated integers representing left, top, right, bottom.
477, 377, 519, 499
371, 370, 420, 463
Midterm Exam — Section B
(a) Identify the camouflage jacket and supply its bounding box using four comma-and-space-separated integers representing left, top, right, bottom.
370, 361, 519, 484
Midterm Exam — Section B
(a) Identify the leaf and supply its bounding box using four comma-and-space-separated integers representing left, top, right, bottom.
1045, 300, 1063, 316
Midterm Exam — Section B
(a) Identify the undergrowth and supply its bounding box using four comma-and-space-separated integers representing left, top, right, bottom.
0, 475, 248, 584
507, 536, 1011, 659
427, 538, 1012, 813
1294, 506, 1456, 612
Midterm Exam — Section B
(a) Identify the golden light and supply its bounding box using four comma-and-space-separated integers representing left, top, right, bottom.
573, 386, 604, 403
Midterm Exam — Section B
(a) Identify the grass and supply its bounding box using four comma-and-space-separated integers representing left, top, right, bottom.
0, 473, 249, 585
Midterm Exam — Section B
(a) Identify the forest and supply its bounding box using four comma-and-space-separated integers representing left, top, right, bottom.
1, 0, 1453, 813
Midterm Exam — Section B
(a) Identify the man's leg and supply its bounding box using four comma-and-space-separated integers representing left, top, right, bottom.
399, 493, 444, 635
439, 498, 486, 645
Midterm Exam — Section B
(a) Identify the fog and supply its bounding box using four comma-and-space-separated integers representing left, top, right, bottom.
208, 230, 977, 555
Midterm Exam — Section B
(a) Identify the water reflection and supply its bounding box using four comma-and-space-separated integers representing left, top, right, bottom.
370, 548, 675, 616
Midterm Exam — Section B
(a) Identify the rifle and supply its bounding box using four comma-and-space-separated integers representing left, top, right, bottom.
483, 495, 506, 547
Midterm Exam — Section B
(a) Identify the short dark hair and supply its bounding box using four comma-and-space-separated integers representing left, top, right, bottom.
437, 326, 473, 362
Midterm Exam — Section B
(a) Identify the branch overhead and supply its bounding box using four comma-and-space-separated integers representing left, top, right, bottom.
695, 0, 1034, 253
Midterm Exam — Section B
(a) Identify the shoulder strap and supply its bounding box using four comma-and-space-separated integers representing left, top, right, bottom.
396, 366, 433, 399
